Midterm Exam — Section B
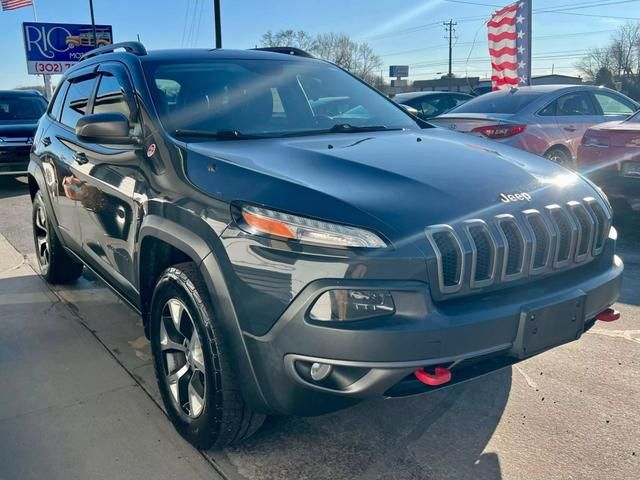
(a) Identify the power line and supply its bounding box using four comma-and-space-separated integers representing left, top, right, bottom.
379, 29, 617, 57
442, 0, 640, 20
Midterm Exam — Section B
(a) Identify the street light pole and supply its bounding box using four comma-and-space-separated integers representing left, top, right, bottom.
214, 0, 222, 48
89, 0, 97, 48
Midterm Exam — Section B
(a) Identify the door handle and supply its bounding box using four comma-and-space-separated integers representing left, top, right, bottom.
42, 137, 51, 147
74, 152, 89, 165
564, 126, 577, 132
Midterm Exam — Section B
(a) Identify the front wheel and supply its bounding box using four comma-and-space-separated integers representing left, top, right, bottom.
149, 262, 265, 449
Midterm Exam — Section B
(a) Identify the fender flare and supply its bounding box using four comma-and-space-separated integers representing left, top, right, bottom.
137, 215, 270, 413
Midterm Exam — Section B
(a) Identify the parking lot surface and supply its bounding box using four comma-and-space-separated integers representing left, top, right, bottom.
1, 175, 638, 480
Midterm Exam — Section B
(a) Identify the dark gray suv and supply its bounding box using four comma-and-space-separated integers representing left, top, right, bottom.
28, 42, 623, 449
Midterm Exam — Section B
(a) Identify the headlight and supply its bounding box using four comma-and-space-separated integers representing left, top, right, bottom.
239, 205, 387, 248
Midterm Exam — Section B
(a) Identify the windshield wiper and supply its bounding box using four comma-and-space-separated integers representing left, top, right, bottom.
174, 129, 261, 140
327, 124, 400, 133
272, 124, 403, 138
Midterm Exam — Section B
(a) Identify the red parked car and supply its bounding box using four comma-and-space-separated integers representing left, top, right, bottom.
578, 111, 640, 214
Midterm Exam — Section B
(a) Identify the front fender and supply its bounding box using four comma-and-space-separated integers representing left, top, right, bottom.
137, 213, 271, 413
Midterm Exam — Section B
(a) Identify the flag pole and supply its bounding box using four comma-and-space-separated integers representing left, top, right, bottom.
31, 0, 51, 99
527, 0, 532, 85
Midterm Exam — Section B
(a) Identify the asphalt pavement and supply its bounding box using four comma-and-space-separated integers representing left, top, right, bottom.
0, 175, 638, 480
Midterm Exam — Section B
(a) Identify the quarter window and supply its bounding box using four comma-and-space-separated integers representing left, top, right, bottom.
61, 77, 96, 128
593, 92, 635, 115
93, 74, 131, 119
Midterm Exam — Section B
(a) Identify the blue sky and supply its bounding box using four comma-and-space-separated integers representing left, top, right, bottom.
1, 0, 638, 89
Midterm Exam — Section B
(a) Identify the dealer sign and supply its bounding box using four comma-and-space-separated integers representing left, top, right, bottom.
22, 22, 113, 75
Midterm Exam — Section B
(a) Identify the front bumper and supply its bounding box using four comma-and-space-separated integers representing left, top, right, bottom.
242, 244, 622, 416
0, 144, 31, 176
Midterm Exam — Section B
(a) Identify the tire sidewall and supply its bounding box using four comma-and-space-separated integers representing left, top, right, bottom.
149, 268, 222, 447
32, 191, 51, 277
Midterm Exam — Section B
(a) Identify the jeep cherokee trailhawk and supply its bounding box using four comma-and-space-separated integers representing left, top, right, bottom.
28, 42, 623, 448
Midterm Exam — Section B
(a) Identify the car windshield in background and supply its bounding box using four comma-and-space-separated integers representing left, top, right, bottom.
0, 95, 47, 122
450, 90, 544, 114
143, 59, 418, 138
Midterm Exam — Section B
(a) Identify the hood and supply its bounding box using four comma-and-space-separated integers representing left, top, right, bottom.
0, 122, 38, 139
184, 128, 599, 244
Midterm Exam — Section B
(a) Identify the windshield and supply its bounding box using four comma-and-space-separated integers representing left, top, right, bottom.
0, 95, 47, 122
143, 58, 418, 137
450, 90, 544, 114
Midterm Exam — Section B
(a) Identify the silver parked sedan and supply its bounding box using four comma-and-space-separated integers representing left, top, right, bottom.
430, 85, 639, 168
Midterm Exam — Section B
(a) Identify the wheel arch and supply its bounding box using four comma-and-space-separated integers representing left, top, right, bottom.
543, 144, 576, 168
137, 215, 270, 413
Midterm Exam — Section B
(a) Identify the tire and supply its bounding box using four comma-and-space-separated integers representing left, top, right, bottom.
149, 262, 265, 449
544, 146, 574, 169
32, 190, 84, 284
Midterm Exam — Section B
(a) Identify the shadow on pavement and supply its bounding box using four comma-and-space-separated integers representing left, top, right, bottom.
0, 176, 29, 200
50, 273, 510, 480
213, 368, 511, 480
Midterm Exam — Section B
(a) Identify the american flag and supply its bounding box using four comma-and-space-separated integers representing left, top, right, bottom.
1, 0, 33, 10
488, 0, 532, 91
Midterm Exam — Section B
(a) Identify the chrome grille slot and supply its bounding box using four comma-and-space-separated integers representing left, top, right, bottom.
463, 220, 496, 288
584, 198, 609, 255
546, 205, 575, 268
425, 226, 464, 293
567, 201, 594, 263
496, 215, 526, 281
523, 210, 552, 274
427, 197, 609, 296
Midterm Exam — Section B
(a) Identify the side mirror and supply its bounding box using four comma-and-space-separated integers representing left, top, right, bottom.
76, 112, 136, 144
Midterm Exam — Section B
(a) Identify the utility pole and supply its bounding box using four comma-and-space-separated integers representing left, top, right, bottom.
444, 19, 457, 92
89, 0, 97, 48
214, 0, 222, 48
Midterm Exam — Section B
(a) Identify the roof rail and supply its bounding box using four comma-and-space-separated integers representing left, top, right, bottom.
251, 47, 314, 58
80, 41, 147, 61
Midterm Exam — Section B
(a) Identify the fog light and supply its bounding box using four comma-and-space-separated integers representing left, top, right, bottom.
310, 362, 332, 381
309, 290, 395, 322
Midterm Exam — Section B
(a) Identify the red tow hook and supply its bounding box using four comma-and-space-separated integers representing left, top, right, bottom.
596, 308, 621, 322
415, 367, 452, 386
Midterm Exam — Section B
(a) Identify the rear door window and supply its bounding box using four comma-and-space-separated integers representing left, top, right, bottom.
60, 77, 97, 129
555, 92, 596, 116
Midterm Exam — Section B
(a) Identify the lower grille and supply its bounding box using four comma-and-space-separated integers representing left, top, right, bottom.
425, 197, 611, 295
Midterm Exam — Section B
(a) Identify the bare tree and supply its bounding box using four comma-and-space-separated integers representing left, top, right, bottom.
578, 22, 640, 81
610, 22, 640, 77
260, 30, 317, 52
577, 47, 614, 80
260, 30, 383, 84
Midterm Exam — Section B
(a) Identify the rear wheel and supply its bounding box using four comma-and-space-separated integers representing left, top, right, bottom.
150, 262, 265, 449
32, 190, 83, 284
544, 146, 574, 169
